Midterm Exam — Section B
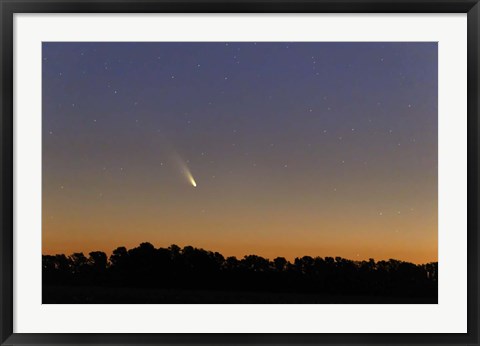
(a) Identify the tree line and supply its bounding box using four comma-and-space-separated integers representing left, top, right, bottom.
43, 242, 437, 299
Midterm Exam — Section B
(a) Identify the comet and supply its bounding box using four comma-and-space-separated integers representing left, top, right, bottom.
174, 154, 197, 188
187, 171, 197, 187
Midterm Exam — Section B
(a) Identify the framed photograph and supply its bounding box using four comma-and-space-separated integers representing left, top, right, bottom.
1, 0, 479, 345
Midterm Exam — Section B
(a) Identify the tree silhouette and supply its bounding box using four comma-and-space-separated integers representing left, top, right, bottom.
42, 242, 438, 304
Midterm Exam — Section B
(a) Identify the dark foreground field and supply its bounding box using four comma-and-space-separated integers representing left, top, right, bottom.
43, 285, 437, 304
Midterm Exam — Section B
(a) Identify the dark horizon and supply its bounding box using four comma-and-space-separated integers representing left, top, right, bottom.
42, 240, 435, 265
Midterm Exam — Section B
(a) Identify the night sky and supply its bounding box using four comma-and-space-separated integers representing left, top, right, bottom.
42, 42, 437, 263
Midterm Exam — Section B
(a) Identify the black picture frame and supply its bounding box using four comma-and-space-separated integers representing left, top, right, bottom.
1, 1, 479, 345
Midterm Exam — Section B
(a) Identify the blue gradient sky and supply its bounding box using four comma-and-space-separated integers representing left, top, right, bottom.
42, 42, 437, 263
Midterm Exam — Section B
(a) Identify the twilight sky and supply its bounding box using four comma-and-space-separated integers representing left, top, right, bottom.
42, 42, 437, 263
